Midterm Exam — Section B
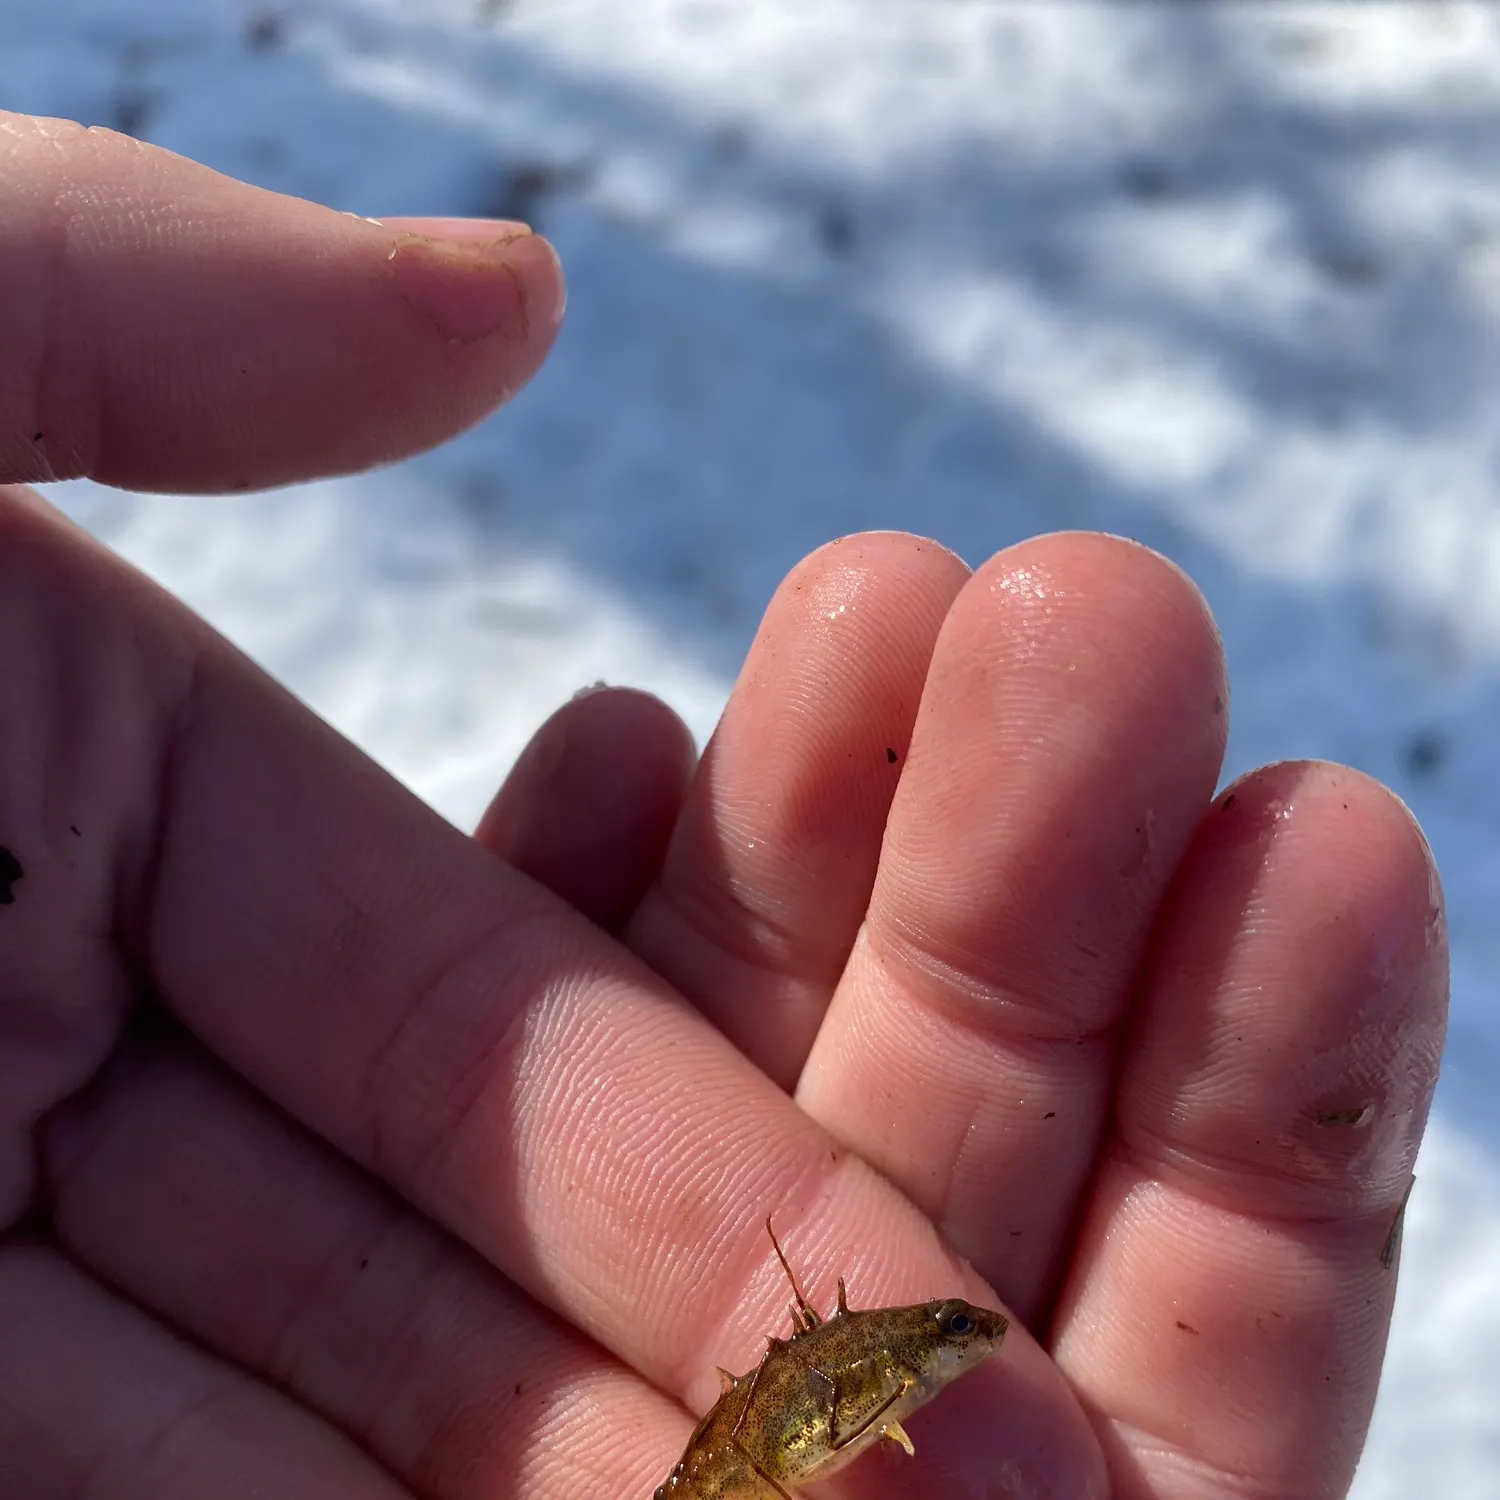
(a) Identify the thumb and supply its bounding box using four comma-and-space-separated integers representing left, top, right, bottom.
0, 112, 565, 493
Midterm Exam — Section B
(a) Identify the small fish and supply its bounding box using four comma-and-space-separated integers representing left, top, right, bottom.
653, 1220, 1008, 1500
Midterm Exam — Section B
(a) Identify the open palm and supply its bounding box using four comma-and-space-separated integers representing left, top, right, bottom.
0, 116, 1446, 1500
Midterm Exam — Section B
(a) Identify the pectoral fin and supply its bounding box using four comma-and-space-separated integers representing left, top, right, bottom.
881, 1419, 915, 1457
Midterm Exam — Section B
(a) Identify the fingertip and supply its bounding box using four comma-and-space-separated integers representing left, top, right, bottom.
867, 1335, 1108, 1500
476, 687, 695, 931
980, 531, 1228, 699
1208, 761, 1447, 1019
792, 530, 972, 579
1124, 759, 1448, 1219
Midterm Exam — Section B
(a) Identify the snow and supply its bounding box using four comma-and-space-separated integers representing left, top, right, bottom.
6, 0, 1500, 1490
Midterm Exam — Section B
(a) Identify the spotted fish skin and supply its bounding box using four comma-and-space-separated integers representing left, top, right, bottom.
652, 1237, 1008, 1500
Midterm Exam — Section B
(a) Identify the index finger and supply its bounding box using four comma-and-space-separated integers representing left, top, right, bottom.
0, 113, 563, 492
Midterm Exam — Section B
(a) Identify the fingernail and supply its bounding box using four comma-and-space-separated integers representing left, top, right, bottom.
374, 215, 532, 242
386, 227, 564, 344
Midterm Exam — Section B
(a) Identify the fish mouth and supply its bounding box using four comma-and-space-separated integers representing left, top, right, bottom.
973, 1307, 1009, 1346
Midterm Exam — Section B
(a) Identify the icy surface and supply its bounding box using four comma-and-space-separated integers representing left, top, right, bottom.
5, 2, 1500, 1491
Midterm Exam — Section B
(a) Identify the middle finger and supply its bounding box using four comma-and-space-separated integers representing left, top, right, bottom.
797, 534, 1228, 1325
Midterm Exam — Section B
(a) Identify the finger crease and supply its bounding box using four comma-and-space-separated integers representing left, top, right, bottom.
1106, 1134, 1409, 1235
864, 923, 1121, 1051
352, 914, 533, 1189
653, 875, 846, 994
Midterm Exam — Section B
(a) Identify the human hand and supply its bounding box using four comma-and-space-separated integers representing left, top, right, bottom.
483, 529, 1446, 1500
0, 117, 1446, 1500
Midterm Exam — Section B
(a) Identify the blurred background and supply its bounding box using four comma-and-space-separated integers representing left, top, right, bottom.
5, 1, 1499, 1490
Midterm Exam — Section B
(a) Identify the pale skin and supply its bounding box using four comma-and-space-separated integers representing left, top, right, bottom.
0, 112, 1448, 1500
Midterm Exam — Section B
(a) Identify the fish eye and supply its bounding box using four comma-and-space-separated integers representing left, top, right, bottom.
937, 1300, 975, 1336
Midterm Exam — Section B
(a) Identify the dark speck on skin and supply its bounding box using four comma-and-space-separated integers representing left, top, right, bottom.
0, 846, 22, 904
1043, 1111, 1056, 1119
1317, 1105, 1371, 1127
1222, 793, 1238, 810
1382, 1179, 1414, 1269
886, 747, 898, 764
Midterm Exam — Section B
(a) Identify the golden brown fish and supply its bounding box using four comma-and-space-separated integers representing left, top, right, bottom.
653, 1221, 1009, 1500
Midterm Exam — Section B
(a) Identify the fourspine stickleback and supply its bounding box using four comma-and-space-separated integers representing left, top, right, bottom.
652, 1220, 1009, 1500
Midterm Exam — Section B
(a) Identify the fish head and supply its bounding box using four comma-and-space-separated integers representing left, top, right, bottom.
897, 1298, 1009, 1393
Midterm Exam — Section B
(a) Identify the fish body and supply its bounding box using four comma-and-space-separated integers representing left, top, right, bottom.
653, 1226, 1008, 1500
